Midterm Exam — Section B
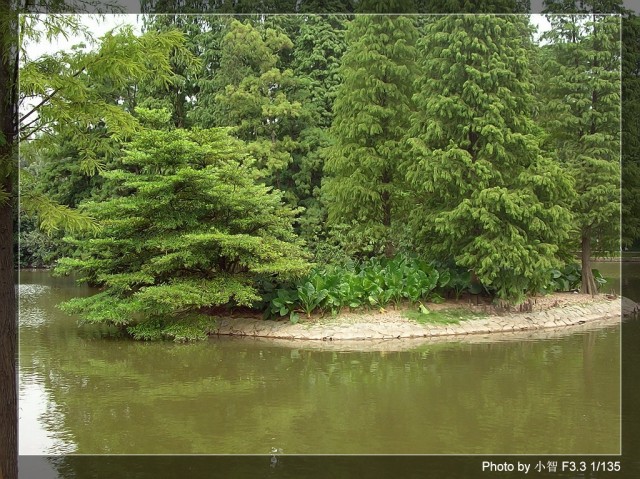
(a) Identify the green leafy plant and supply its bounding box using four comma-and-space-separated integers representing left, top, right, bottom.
592, 269, 608, 289
296, 281, 329, 317
267, 288, 298, 319
266, 254, 443, 318
544, 263, 608, 293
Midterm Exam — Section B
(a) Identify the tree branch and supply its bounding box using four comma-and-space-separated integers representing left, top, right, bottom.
19, 114, 39, 132
18, 66, 86, 126
20, 120, 51, 141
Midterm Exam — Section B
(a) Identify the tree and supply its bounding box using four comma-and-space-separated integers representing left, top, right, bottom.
19, 18, 192, 141
322, 14, 418, 257
282, 14, 348, 255
296, 0, 355, 12
191, 19, 303, 184
17, 20, 201, 268
622, 13, 640, 248
18, 15, 197, 229
542, 0, 626, 14
540, 14, 621, 293
0, 2, 18, 477
407, 15, 573, 304
0, 13, 193, 476
138, 14, 204, 128
415, 0, 529, 12
56, 124, 311, 341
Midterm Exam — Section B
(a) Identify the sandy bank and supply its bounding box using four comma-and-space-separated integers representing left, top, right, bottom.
209, 293, 632, 344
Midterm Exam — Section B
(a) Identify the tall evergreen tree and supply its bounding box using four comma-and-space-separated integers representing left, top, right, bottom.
296, 0, 355, 12
622, 13, 640, 248
543, 1, 637, 251
191, 19, 303, 184
416, 0, 530, 13
407, 15, 573, 304
287, 14, 348, 252
139, 14, 204, 128
323, 14, 418, 257
539, 14, 621, 293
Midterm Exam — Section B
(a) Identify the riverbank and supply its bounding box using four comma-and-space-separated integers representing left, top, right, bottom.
211, 293, 630, 342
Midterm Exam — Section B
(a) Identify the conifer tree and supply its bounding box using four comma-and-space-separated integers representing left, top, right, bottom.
408, 15, 573, 304
323, 14, 418, 257
192, 19, 303, 184
287, 14, 348, 252
622, 13, 640, 248
56, 123, 311, 341
416, 0, 529, 13
139, 14, 204, 128
539, 13, 621, 293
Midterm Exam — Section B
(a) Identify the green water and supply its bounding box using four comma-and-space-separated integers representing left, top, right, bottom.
19, 269, 621, 456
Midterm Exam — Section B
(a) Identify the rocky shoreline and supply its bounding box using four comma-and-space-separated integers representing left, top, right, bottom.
210, 293, 632, 343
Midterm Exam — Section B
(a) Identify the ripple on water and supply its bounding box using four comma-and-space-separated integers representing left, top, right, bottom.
18, 283, 51, 298
19, 308, 48, 328
19, 284, 52, 327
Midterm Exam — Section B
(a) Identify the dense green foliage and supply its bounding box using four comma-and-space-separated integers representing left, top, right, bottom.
323, 14, 418, 257
621, 13, 640, 248
263, 255, 607, 321
407, 15, 574, 304
20, 13, 621, 340
539, 13, 621, 293
264, 255, 443, 321
55, 126, 311, 340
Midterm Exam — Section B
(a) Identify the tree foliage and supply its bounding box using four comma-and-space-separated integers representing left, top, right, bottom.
621, 13, 640, 247
19, 15, 197, 240
407, 15, 574, 303
540, 13, 621, 293
192, 19, 303, 182
323, 14, 418, 257
18, 12, 624, 323
56, 126, 311, 340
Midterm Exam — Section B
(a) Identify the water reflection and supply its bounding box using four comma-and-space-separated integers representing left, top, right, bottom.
19, 270, 621, 455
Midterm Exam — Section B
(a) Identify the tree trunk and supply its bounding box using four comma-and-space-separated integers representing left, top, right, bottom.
0, 1, 18, 477
580, 230, 598, 295
0, 182, 16, 479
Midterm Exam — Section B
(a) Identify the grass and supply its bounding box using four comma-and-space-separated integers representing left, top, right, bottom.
403, 306, 488, 325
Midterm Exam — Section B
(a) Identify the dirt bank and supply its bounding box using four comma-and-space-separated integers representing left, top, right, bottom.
210, 293, 630, 343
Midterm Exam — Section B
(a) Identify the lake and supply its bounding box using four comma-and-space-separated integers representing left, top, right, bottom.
18, 264, 624, 457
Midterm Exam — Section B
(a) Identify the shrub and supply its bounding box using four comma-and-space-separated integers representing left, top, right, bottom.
266, 254, 441, 318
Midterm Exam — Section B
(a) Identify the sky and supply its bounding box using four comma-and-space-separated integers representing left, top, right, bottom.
22, 14, 142, 62
23, 13, 555, 61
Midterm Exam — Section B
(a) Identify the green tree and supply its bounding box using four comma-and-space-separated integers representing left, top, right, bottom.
19, 18, 191, 142
407, 15, 573, 304
540, 14, 621, 293
323, 14, 418, 257
56, 125, 311, 341
415, 0, 530, 13
138, 14, 204, 128
622, 13, 640, 248
286, 14, 348, 256
16, 17, 199, 271
19, 16, 196, 229
542, 2, 638, 251
191, 19, 303, 184
297, 0, 355, 12
542, 0, 626, 14
0, 17, 193, 474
